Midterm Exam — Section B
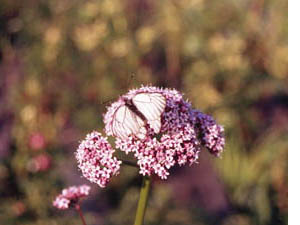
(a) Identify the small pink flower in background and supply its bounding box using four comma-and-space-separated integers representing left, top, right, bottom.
27, 153, 51, 172
75, 131, 122, 188
11, 201, 26, 216
28, 132, 46, 150
53, 185, 91, 210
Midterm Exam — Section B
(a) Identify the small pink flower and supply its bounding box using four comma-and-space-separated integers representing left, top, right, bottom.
53, 185, 90, 210
27, 153, 51, 172
29, 132, 46, 150
75, 131, 122, 188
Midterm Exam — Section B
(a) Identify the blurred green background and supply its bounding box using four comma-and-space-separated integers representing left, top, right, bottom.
0, 0, 287, 225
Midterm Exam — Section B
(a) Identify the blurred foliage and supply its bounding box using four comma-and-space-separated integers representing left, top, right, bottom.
0, 0, 287, 225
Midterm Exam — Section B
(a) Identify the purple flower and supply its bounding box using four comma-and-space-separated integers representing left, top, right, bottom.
78, 86, 225, 182
104, 86, 224, 179
53, 185, 91, 210
191, 110, 225, 157
75, 131, 122, 188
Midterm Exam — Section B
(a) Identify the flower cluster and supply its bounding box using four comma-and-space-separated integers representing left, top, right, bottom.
191, 110, 225, 157
76, 85, 225, 184
53, 185, 90, 210
75, 131, 122, 188
104, 86, 224, 179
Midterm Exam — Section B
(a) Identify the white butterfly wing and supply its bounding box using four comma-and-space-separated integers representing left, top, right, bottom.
112, 105, 146, 139
132, 93, 166, 133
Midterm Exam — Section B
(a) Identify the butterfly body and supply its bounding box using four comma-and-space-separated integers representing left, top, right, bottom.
122, 97, 147, 122
109, 92, 166, 140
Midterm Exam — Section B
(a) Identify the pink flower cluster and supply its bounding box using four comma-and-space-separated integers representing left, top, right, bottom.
75, 131, 122, 188
191, 110, 225, 157
104, 86, 225, 179
53, 185, 90, 210
75, 85, 225, 185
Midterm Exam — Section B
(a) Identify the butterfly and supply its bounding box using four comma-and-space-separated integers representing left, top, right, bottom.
110, 92, 166, 140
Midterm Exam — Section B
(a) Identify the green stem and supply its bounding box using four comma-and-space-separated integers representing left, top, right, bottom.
134, 176, 151, 225
122, 160, 139, 168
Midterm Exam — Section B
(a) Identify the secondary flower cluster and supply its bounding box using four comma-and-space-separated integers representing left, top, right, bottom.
75, 131, 122, 188
191, 110, 225, 157
75, 85, 225, 186
53, 185, 90, 210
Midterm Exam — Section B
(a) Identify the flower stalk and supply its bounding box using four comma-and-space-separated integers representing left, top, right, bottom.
75, 204, 87, 225
122, 159, 139, 168
134, 176, 151, 225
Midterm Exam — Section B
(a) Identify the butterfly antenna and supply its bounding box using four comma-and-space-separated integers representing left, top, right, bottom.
100, 99, 113, 106
126, 73, 136, 88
